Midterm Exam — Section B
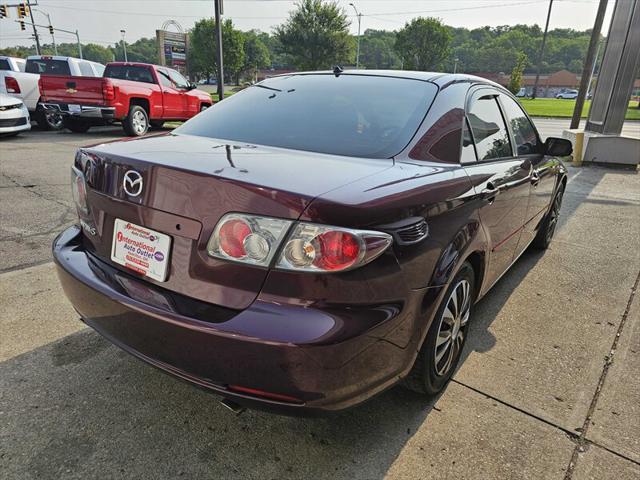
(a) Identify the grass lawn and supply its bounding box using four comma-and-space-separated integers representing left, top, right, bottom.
519, 98, 640, 121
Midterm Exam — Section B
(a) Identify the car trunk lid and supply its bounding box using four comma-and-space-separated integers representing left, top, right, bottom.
78, 133, 391, 310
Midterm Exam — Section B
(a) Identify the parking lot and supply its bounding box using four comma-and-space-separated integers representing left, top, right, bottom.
1, 124, 639, 479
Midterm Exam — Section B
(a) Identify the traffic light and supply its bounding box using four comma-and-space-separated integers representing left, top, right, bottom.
17, 2, 27, 18
19, 20, 25, 31
48, 25, 54, 35
0, 5, 8, 18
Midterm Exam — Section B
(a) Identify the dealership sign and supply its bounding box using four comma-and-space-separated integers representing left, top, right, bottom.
156, 29, 188, 75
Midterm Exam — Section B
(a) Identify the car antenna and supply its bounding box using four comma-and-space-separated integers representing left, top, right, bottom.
333, 65, 344, 77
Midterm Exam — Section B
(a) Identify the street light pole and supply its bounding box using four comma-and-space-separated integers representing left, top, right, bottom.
120, 29, 128, 62
532, 0, 554, 100
349, 3, 362, 69
76, 30, 83, 59
453, 57, 459, 74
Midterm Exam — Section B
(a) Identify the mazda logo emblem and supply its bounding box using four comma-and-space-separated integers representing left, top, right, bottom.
123, 170, 143, 197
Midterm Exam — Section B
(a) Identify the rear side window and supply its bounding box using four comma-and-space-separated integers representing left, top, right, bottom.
78, 61, 94, 76
0, 59, 11, 71
25, 59, 71, 76
104, 65, 155, 84
499, 95, 540, 155
177, 74, 438, 159
467, 95, 512, 161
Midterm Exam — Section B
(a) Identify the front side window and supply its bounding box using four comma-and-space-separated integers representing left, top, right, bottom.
168, 69, 189, 89
157, 69, 174, 88
500, 95, 540, 155
467, 94, 512, 161
176, 74, 438, 159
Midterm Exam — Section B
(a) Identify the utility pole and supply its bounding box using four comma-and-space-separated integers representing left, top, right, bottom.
214, 0, 224, 100
26, 0, 41, 55
453, 57, 459, 74
531, 0, 554, 100
349, 3, 362, 69
120, 30, 128, 62
570, 0, 608, 129
33, 8, 57, 55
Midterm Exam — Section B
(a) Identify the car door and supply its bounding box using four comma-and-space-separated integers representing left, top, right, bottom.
167, 69, 193, 118
497, 93, 554, 251
156, 68, 182, 118
462, 87, 532, 289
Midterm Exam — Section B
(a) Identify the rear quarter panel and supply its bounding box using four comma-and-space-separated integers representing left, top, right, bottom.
0, 71, 40, 111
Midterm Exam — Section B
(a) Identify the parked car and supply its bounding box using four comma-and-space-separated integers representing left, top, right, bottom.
39, 62, 213, 136
556, 89, 579, 99
515, 87, 528, 98
53, 71, 571, 415
0, 55, 104, 130
0, 56, 26, 72
0, 93, 30, 137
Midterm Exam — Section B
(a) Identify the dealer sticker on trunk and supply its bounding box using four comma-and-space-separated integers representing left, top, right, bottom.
111, 219, 172, 282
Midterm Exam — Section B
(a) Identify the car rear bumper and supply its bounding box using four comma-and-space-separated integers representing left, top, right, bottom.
53, 225, 426, 415
42, 103, 116, 121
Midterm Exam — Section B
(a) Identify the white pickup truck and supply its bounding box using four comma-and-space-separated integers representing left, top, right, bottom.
0, 55, 104, 129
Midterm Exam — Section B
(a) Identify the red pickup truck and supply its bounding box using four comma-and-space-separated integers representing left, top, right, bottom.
39, 62, 213, 136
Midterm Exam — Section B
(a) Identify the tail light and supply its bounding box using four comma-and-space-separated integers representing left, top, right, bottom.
70, 166, 89, 214
207, 213, 392, 273
102, 80, 115, 101
5, 76, 20, 94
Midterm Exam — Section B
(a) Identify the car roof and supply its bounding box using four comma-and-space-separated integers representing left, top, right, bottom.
270, 69, 507, 90
107, 62, 162, 69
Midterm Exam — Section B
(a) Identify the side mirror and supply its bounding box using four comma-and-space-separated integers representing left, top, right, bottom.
544, 137, 573, 157
187, 82, 197, 90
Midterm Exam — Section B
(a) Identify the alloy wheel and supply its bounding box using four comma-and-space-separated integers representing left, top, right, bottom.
45, 112, 63, 130
434, 279, 471, 376
132, 110, 147, 135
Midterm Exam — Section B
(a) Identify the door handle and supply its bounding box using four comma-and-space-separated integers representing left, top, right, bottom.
531, 171, 540, 188
481, 182, 499, 203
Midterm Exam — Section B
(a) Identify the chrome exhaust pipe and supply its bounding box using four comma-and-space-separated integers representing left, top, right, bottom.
220, 398, 246, 415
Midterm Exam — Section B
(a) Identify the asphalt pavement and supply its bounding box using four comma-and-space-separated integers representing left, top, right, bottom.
1, 124, 639, 479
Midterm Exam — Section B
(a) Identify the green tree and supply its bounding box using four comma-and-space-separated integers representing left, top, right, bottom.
507, 52, 528, 94
188, 18, 245, 83
359, 29, 401, 69
241, 30, 271, 82
395, 17, 451, 71
274, 0, 353, 70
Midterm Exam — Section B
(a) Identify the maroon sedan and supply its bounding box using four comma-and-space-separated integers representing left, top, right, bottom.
53, 71, 571, 414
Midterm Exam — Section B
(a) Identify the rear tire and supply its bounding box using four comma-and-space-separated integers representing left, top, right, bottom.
123, 105, 149, 136
403, 262, 475, 396
62, 117, 91, 133
532, 184, 564, 250
35, 106, 63, 131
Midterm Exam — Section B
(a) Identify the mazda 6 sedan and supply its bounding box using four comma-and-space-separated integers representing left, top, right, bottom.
53, 71, 571, 415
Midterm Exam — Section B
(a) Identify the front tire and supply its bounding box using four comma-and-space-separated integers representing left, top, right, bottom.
403, 262, 475, 396
123, 105, 149, 136
532, 184, 564, 250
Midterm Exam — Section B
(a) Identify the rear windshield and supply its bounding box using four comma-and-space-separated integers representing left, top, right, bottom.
0, 59, 11, 71
104, 65, 155, 84
25, 59, 71, 76
176, 74, 438, 159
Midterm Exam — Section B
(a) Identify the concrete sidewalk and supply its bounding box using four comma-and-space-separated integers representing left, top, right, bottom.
0, 130, 639, 479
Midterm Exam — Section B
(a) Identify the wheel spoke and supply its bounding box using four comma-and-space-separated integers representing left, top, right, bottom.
435, 341, 451, 364
436, 328, 452, 347
443, 306, 455, 326
450, 288, 459, 318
